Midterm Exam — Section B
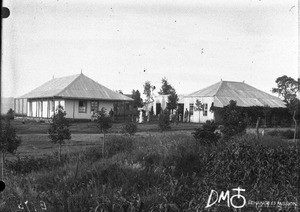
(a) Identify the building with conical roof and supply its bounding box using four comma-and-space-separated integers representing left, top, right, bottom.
181, 80, 286, 123
14, 73, 133, 119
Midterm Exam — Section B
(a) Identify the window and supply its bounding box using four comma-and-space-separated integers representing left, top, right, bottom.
189, 103, 194, 115
125, 103, 130, 110
79, 100, 87, 113
91, 101, 98, 112
203, 103, 208, 116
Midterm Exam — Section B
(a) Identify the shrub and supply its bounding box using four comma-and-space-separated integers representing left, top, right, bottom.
48, 105, 71, 162
192, 120, 221, 146
267, 129, 280, 137
0, 118, 22, 163
158, 109, 171, 131
105, 136, 134, 157
220, 100, 247, 139
280, 129, 294, 139
6, 108, 15, 120
267, 129, 299, 139
122, 122, 138, 136
96, 108, 112, 134
82, 146, 103, 162
5, 154, 69, 174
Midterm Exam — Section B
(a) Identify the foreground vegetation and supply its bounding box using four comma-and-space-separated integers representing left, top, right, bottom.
1, 133, 299, 211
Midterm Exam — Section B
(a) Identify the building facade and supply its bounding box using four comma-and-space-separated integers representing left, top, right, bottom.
14, 73, 133, 119
183, 80, 286, 123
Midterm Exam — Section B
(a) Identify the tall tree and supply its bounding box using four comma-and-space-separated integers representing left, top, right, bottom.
272, 75, 299, 126
48, 105, 71, 163
158, 77, 175, 95
167, 91, 179, 112
143, 81, 156, 103
96, 108, 112, 158
272, 75, 299, 104
194, 99, 204, 125
131, 89, 143, 108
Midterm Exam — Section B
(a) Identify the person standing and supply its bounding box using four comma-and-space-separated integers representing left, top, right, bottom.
184, 108, 189, 123
90, 109, 95, 122
175, 109, 179, 125
109, 108, 114, 121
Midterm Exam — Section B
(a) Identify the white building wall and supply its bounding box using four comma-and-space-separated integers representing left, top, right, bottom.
64, 99, 114, 119
42, 101, 48, 118
64, 99, 75, 119
32, 101, 37, 117
27, 102, 30, 116
25, 99, 116, 119
153, 95, 169, 115
183, 96, 215, 123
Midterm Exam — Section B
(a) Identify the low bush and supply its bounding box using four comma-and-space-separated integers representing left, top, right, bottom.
122, 122, 138, 136
5, 153, 70, 174
105, 136, 134, 157
6, 108, 15, 120
267, 129, 280, 137
281, 129, 298, 139
267, 129, 299, 139
158, 109, 171, 131
192, 120, 221, 146
82, 146, 103, 162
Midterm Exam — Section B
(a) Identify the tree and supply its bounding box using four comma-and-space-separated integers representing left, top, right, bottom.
158, 109, 171, 131
158, 77, 175, 95
288, 98, 300, 118
272, 75, 299, 104
167, 91, 179, 112
131, 89, 143, 108
96, 108, 113, 157
220, 100, 247, 140
117, 90, 123, 94
143, 81, 156, 103
0, 117, 22, 177
194, 99, 204, 125
272, 75, 299, 133
48, 105, 71, 163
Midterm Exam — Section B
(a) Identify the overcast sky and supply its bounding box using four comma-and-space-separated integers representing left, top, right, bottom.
2, 0, 298, 99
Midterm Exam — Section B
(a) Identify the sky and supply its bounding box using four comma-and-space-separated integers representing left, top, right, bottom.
1, 0, 298, 99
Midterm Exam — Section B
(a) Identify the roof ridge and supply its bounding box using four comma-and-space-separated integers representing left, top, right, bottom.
214, 81, 223, 96
56, 74, 82, 97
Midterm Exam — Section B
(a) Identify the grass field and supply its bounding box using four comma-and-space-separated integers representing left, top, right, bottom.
0, 132, 298, 211
8, 119, 298, 159
0, 118, 299, 211
11, 131, 193, 158
12, 119, 201, 134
